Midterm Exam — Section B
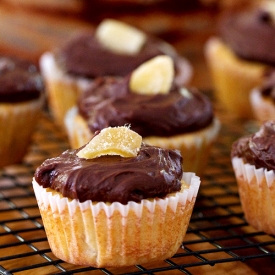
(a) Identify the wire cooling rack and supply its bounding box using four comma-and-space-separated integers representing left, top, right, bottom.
0, 107, 275, 275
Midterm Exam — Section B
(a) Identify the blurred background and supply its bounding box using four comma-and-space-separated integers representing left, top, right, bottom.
0, 0, 255, 91
2, 2, 275, 275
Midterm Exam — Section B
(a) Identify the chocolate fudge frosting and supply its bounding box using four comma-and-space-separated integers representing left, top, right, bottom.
219, 7, 275, 65
231, 121, 275, 171
0, 56, 43, 103
54, 31, 178, 78
34, 143, 183, 204
78, 77, 214, 137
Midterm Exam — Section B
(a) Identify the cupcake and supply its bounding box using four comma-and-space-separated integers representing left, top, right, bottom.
205, 1, 275, 118
65, 55, 220, 176
0, 55, 44, 167
250, 69, 275, 123
231, 120, 275, 235
33, 126, 200, 267
40, 18, 192, 126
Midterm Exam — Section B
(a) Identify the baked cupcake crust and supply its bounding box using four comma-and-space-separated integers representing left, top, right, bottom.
231, 121, 275, 235
33, 172, 200, 267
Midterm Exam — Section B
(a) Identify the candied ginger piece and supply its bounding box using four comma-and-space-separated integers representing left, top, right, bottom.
77, 126, 142, 159
262, 1, 275, 21
129, 55, 174, 95
95, 18, 146, 55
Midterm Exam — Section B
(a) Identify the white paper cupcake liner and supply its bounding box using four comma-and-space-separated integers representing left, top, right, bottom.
33, 172, 200, 267
232, 157, 275, 235
232, 157, 275, 187
250, 88, 275, 123
40, 52, 90, 87
39, 52, 90, 126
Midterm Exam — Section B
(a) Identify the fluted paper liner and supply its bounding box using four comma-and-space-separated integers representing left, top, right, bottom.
0, 97, 43, 167
33, 172, 200, 267
232, 157, 275, 235
40, 46, 192, 128
39, 52, 90, 127
250, 88, 275, 123
65, 107, 220, 177
205, 37, 266, 118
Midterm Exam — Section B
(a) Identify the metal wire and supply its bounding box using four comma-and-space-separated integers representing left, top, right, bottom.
0, 111, 274, 275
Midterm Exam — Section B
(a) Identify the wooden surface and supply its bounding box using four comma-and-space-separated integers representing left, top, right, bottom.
0, 2, 274, 274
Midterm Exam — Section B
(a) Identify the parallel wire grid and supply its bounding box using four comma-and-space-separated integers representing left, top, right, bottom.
0, 109, 275, 275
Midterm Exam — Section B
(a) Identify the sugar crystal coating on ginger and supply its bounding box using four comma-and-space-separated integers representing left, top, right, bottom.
77, 126, 142, 159
129, 55, 174, 95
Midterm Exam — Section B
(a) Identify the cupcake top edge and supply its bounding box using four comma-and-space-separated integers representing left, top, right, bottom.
53, 18, 189, 80
34, 126, 185, 205
0, 56, 43, 103
218, 2, 275, 66
77, 63, 214, 137
231, 120, 275, 171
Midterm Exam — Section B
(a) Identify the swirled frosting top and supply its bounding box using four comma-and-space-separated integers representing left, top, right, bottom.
78, 76, 214, 137
54, 31, 184, 78
231, 120, 275, 171
0, 56, 43, 103
34, 143, 183, 204
219, 5, 275, 65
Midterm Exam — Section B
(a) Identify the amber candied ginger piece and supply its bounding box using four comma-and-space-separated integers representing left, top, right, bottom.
95, 18, 146, 55
129, 55, 174, 95
77, 126, 142, 159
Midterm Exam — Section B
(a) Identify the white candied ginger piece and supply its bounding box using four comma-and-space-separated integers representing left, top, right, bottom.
180, 87, 192, 99
77, 126, 142, 159
95, 18, 146, 55
129, 55, 174, 95
261, 1, 275, 21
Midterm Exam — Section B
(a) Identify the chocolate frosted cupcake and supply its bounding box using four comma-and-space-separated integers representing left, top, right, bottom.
205, 1, 275, 118
0, 56, 44, 167
65, 55, 220, 176
250, 69, 275, 123
33, 126, 200, 267
231, 120, 275, 235
40, 18, 192, 126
